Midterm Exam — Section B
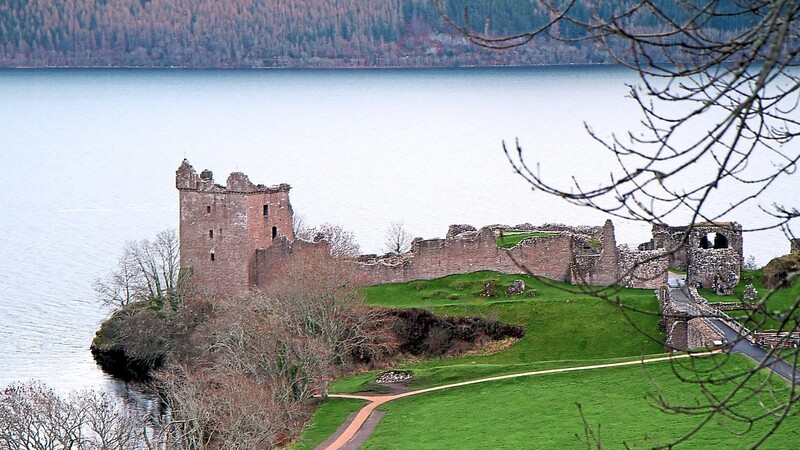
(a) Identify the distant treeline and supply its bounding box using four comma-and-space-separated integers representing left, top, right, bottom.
0, 0, 754, 68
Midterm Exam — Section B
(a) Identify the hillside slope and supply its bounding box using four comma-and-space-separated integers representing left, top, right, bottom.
0, 0, 752, 68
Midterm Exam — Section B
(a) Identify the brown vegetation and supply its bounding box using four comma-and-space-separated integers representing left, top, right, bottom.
89, 253, 524, 448
0, 382, 145, 449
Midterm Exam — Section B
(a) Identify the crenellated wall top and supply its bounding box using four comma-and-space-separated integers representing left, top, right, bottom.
176, 159, 290, 194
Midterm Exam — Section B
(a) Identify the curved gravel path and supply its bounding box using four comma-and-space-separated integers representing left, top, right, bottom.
320, 352, 717, 449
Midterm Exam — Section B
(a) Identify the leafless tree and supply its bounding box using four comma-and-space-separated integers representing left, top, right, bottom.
292, 213, 310, 238
94, 229, 185, 311
384, 220, 414, 254
0, 382, 145, 450
437, 0, 799, 230
150, 364, 290, 450
140, 256, 394, 449
295, 222, 361, 258
436, 0, 800, 446
263, 256, 396, 397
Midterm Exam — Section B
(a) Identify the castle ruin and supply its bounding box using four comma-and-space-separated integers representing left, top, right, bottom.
177, 161, 741, 297
641, 223, 743, 294
177, 160, 296, 294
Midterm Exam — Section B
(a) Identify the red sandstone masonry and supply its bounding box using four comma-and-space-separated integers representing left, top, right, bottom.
177, 160, 294, 296
177, 161, 672, 297
352, 228, 575, 285
254, 237, 332, 288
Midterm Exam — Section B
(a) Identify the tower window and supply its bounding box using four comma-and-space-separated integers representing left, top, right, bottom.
209, 230, 214, 238
206, 205, 211, 213
699, 232, 729, 249
210, 252, 215, 261
263, 204, 269, 216
272, 226, 278, 239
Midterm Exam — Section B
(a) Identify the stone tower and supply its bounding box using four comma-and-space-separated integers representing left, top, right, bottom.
176, 160, 295, 296
648, 222, 743, 293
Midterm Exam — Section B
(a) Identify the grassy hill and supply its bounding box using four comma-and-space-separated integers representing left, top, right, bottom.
293, 271, 797, 448
0, 0, 753, 68
350, 271, 663, 388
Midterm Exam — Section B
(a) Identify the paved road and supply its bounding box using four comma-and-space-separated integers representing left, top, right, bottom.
667, 274, 799, 385
711, 317, 799, 383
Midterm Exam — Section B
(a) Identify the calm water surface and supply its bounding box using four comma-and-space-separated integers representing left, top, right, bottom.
0, 67, 795, 391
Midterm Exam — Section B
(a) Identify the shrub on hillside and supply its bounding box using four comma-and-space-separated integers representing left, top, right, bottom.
390, 308, 525, 356
90, 298, 212, 381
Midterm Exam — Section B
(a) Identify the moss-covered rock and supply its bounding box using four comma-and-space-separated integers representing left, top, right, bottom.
763, 252, 800, 289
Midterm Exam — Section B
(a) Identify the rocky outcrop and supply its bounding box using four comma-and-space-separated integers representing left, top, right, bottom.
763, 252, 800, 289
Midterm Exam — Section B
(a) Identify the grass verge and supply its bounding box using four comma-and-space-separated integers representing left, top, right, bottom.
290, 398, 365, 450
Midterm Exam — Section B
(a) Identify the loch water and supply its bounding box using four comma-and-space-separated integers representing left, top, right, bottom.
0, 66, 795, 391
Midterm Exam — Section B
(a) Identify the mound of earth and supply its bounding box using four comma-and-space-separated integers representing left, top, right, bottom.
763, 252, 800, 289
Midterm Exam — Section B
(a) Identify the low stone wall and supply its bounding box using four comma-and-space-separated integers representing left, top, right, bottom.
618, 246, 669, 289
659, 286, 722, 351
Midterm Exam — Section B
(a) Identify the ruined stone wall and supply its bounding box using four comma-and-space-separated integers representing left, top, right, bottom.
177, 160, 294, 297
353, 227, 575, 285
662, 309, 689, 351
253, 238, 331, 289
646, 222, 743, 294
686, 318, 722, 349
350, 221, 623, 288
587, 219, 619, 286
617, 246, 669, 289
651, 224, 689, 270
658, 287, 685, 351
683, 223, 742, 294
686, 247, 740, 293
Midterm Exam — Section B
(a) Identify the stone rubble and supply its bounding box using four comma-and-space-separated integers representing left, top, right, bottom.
375, 371, 413, 384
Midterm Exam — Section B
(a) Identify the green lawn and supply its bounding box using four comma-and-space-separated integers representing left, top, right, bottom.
306, 272, 798, 449
699, 269, 800, 330
336, 272, 664, 392
496, 231, 557, 248
361, 355, 798, 449
290, 398, 365, 450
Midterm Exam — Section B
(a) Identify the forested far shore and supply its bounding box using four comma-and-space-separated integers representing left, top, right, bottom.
0, 0, 755, 68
